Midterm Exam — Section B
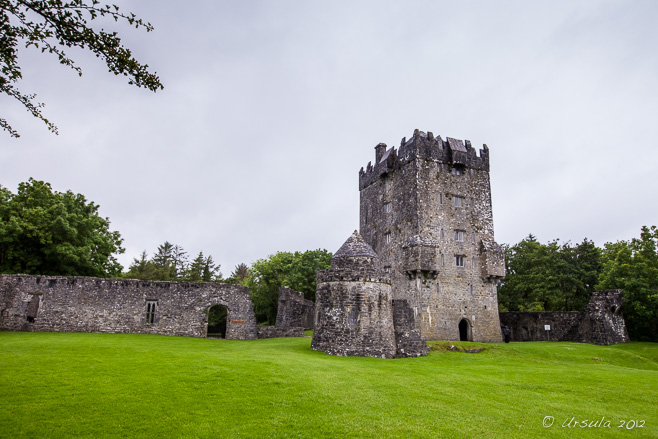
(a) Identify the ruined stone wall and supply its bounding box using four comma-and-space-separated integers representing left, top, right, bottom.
275, 287, 315, 329
499, 290, 630, 345
0, 274, 258, 340
359, 129, 504, 342
392, 299, 429, 357
578, 290, 629, 345
499, 312, 580, 342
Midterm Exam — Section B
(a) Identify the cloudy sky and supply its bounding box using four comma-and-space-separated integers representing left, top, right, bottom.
3, 0, 657, 275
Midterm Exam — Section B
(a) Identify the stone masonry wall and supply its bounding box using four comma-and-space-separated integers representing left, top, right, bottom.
311, 268, 397, 358
499, 311, 580, 342
579, 290, 629, 345
392, 299, 429, 357
0, 274, 258, 340
311, 231, 428, 359
359, 129, 504, 342
499, 290, 630, 345
275, 286, 315, 329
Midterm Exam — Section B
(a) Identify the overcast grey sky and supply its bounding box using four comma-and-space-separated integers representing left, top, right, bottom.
2, 0, 657, 275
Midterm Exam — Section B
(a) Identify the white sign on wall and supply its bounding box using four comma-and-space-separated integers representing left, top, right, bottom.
544, 325, 551, 331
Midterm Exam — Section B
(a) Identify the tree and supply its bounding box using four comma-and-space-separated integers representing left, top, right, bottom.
498, 235, 602, 312
184, 251, 221, 282
597, 226, 658, 341
1, 0, 163, 137
171, 244, 188, 279
124, 243, 223, 283
224, 262, 249, 285
0, 178, 124, 276
246, 249, 332, 324
151, 241, 177, 281
124, 250, 156, 280
498, 235, 559, 311
562, 238, 602, 311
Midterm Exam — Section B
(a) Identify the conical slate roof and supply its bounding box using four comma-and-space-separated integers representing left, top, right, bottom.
333, 230, 378, 259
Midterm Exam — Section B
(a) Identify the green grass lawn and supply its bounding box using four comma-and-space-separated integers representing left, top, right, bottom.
1, 332, 656, 438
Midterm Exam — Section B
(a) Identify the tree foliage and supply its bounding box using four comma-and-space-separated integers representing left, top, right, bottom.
186, 251, 220, 283
597, 226, 658, 341
124, 242, 222, 282
224, 262, 249, 285
0, 178, 124, 276
498, 235, 601, 312
500, 227, 658, 341
246, 249, 332, 324
1, 0, 163, 137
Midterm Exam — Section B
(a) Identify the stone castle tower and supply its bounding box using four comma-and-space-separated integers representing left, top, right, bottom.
359, 129, 505, 342
311, 231, 428, 358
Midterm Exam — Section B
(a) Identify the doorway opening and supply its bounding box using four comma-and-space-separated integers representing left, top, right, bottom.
459, 318, 472, 342
207, 305, 228, 339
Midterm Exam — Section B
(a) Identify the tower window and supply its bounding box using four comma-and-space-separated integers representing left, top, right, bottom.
455, 230, 465, 242
439, 194, 443, 204
384, 202, 391, 213
454, 196, 464, 207
440, 228, 444, 239
145, 301, 157, 324
384, 266, 391, 274
441, 254, 445, 266
471, 232, 475, 243
385, 232, 392, 244
455, 255, 465, 267
472, 256, 476, 269
452, 166, 464, 175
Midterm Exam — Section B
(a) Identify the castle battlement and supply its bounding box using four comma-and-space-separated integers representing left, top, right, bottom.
359, 129, 490, 190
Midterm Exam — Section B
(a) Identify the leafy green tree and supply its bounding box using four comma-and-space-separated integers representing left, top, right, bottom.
498, 235, 602, 312
286, 249, 332, 301
0, 178, 124, 276
561, 238, 602, 311
224, 262, 249, 285
171, 244, 188, 279
184, 251, 221, 282
498, 236, 558, 311
125, 244, 223, 283
151, 241, 177, 281
124, 250, 156, 280
246, 249, 332, 324
1, 0, 163, 137
597, 226, 658, 341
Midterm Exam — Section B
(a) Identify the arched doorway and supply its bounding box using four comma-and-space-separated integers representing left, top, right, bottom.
459, 318, 472, 342
207, 305, 228, 339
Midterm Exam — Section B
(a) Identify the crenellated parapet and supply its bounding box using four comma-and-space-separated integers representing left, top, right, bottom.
359, 128, 490, 190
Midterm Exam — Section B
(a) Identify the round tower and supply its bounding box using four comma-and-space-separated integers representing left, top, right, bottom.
311, 231, 397, 358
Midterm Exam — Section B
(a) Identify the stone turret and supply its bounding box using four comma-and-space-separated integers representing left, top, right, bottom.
331, 229, 380, 269
311, 231, 428, 358
311, 231, 397, 358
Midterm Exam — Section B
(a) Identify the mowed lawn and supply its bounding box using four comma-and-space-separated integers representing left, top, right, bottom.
0, 332, 656, 439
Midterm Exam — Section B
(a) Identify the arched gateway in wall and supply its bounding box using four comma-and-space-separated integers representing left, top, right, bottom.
0, 274, 258, 340
206, 304, 228, 338
458, 318, 472, 342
